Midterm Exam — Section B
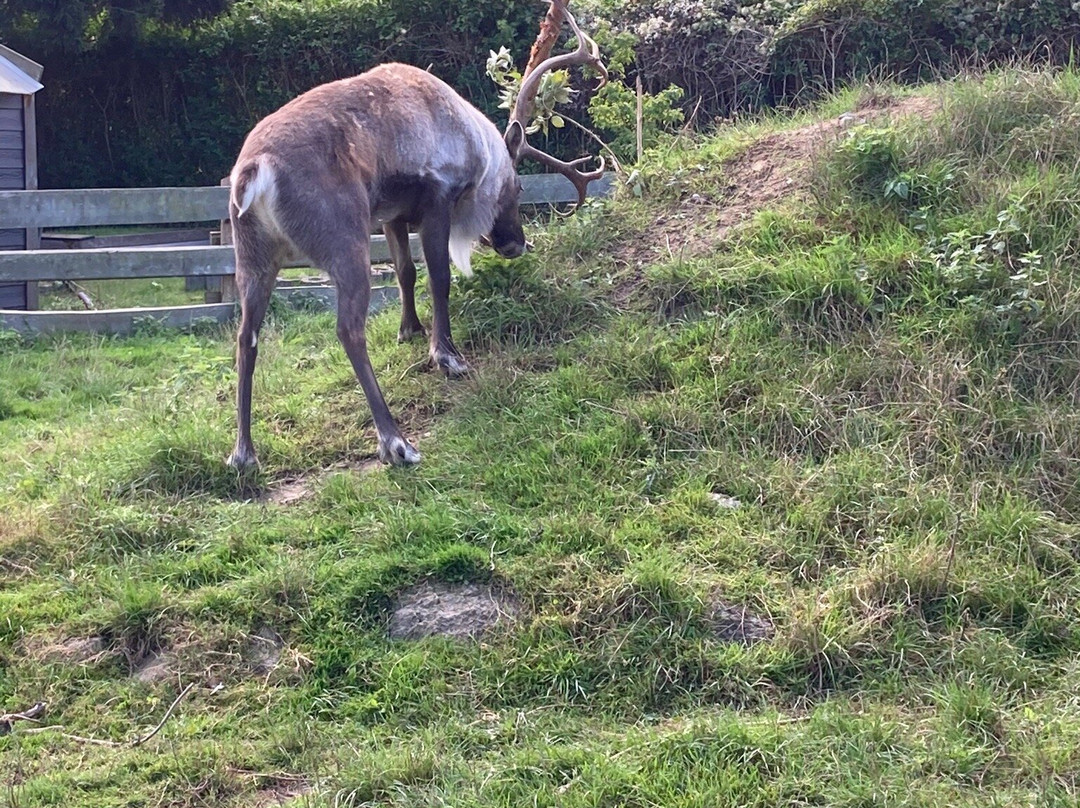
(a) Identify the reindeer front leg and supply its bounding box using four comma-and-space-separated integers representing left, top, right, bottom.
420, 211, 470, 378
384, 219, 427, 343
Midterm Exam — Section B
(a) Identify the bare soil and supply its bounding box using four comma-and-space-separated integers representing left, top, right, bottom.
247, 780, 311, 807
708, 599, 775, 645
617, 94, 939, 273
260, 458, 381, 506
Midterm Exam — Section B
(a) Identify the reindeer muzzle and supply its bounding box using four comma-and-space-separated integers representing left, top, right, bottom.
495, 241, 526, 259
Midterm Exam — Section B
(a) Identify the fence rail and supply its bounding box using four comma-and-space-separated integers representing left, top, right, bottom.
0, 172, 613, 335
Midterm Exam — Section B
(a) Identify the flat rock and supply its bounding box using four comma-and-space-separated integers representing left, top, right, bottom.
133, 652, 174, 683
389, 581, 518, 641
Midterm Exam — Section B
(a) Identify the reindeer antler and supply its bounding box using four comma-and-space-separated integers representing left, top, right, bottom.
506, 0, 608, 206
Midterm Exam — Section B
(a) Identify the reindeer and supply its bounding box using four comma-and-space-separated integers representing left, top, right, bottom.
225, 1, 606, 470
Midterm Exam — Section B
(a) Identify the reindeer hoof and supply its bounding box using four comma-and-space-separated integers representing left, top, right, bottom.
398, 323, 428, 343
432, 349, 471, 379
227, 445, 259, 471
378, 435, 422, 466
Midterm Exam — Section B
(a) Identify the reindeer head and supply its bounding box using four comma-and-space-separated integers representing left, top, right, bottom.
487, 163, 528, 259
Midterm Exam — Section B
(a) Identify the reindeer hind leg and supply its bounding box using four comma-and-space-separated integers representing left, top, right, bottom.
227, 228, 278, 470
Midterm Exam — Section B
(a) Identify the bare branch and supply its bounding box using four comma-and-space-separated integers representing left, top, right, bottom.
510, 1, 607, 131
131, 683, 195, 747
523, 0, 567, 80
0, 702, 47, 735
12, 683, 195, 749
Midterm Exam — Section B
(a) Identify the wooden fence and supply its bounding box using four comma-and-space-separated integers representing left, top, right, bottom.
0, 173, 613, 335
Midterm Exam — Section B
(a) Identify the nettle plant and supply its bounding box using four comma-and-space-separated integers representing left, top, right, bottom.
927, 203, 1046, 320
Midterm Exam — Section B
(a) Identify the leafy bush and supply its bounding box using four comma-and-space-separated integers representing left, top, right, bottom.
771, 0, 1080, 98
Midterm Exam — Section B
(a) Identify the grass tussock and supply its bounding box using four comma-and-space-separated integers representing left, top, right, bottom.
3, 66, 1080, 805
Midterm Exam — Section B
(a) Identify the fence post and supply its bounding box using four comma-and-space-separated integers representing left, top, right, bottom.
217, 176, 238, 304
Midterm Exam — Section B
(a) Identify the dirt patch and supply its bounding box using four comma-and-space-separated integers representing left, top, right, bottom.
617, 94, 939, 274
133, 651, 175, 683
242, 627, 284, 675
263, 478, 314, 506
247, 780, 311, 807
26, 635, 108, 666
389, 581, 519, 641
707, 599, 774, 645
260, 458, 381, 506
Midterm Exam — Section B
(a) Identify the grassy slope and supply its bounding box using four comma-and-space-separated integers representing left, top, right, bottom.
3, 69, 1080, 806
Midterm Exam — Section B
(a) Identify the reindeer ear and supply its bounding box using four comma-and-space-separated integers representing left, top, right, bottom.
504, 120, 526, 162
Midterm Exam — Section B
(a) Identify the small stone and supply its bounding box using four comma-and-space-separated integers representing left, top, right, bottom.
708, 492, 741, 510
244, 627, 283, 674
134, 652, 173, 683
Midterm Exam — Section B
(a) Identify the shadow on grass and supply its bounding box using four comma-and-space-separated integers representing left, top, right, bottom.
115, 443, 266, 501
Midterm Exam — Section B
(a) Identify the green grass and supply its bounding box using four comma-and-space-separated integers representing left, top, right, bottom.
37, 278, 209, 310
3, 67, 1080, 806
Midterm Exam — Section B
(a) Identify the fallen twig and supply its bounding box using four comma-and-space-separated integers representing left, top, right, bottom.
0, 702, 47, 735
132, 683, 194, 747
228, 767, 309, 783
64, 280, 95, 310
16, 683, 195, 748
0, 557, 35, 575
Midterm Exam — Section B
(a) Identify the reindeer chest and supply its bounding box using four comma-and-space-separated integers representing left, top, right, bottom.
370, 173, 473, 228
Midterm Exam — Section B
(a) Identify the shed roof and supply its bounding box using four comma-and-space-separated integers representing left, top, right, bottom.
0, 48, 43, 95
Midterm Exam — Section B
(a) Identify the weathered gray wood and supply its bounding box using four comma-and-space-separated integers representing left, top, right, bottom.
0, 109, 20, 131
0, 186, 231, 228
0, 173, 614, 230
23, 94, 36, 193
0, 149, 22, 169
275, 283, 398, 313
0, 235, 412, 283
0, 284, 26, 309
0, 302, 237, 335
0, 95, 20, 110
41, 228, 210, 249
0, 245, 235, 282
0, 284, 399, 335
23, 94, 39, 310
520, 171, 615, 204
0, 171, 615, 331
0, 131, 19, 150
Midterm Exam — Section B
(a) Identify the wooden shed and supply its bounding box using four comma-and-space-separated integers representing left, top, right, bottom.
0, 45, 43, 311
